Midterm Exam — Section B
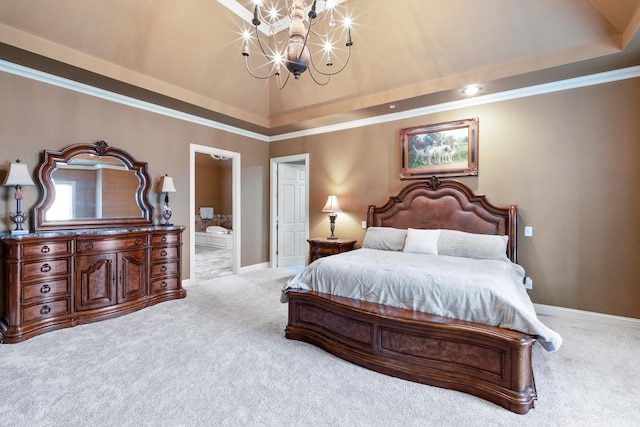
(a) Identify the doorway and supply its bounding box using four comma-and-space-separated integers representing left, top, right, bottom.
270, 154, 309, 268
190, 144, 241, 284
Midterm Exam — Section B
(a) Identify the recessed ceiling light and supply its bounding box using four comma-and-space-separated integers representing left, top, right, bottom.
463, 85, 480, 96
389, 104, 398, 109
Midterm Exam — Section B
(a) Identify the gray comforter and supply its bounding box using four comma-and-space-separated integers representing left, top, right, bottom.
282, 248, 562, 352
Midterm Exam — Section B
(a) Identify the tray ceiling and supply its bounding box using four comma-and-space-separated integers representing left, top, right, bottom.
1, 0, 639, 136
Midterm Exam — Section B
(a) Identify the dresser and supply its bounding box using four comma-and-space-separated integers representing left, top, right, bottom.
0, 226, 185, 343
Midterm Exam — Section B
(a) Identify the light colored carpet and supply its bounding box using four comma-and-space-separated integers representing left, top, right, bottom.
1, 267, 639, 426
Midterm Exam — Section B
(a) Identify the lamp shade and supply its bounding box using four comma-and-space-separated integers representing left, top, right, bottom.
159, 175, 176, 193
3, 160, 35, 187
322, 194, 342, 213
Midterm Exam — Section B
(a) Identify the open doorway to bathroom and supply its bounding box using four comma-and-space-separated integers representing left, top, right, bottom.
190, 144, 241, 284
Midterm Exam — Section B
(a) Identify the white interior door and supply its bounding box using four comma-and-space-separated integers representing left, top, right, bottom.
277, 163, 307, 267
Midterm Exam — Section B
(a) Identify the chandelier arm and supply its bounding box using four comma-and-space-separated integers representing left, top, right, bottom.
308, 8, 328, 29
309, 45, 352, 77
244, 56, 278, 80
307, 65, 331, 86
276, 71, 292, 90
294, 9, 316, 63
254, 26, 275, 61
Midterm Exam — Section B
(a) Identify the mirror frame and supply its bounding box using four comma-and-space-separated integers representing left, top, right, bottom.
34, 140, 154, 230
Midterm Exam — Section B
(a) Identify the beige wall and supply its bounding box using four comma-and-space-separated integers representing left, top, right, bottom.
0, 71, 271, 273
270, 78, 640, 319
2, 68, 639, 319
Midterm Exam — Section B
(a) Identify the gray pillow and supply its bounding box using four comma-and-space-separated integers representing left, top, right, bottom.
438, 229, 509, 261
362, 227, 407, 251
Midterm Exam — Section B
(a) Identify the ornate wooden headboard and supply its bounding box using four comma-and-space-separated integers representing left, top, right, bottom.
366, 176, 518, 262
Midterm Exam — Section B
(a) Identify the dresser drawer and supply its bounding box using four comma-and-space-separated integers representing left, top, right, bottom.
151, 246, 178, 261
150, 277, 179, 293
76, 236, 146, 253
22, 241, 72, 258
22, 258, 71, 281
22, 298, 71, 324
150, 261, 179, 278
151, 233, 180, 245
22, 278, 71, 303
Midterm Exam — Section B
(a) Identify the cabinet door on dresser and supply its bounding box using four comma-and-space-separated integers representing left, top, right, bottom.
119, 250, 147, 302
75, 235, 148, 311
75, 252, 117, 311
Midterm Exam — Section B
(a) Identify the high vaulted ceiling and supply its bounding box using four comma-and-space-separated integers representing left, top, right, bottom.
1, 0, 640, 137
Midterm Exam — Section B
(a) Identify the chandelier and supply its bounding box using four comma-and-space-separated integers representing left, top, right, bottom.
241, 0, 354, 89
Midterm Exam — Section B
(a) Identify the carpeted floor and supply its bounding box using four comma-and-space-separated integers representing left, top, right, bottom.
1, 268, 639, 426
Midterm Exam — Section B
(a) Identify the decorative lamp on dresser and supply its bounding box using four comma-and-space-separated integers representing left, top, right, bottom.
0, 140, 186, 343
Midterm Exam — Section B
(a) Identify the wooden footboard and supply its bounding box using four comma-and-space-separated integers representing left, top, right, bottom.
285, 290, 537, 414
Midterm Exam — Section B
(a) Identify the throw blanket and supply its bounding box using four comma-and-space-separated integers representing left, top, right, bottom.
282, 248, 562, 352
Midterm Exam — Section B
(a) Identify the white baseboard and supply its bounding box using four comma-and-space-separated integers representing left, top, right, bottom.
534, 303, 640, 327
239, 262, 270, 273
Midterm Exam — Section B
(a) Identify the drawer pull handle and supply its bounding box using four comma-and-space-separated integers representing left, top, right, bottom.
86, 242, 94, 250
135, 238, 142, 245
40, 284, 51, 294
160, 249, 168, 257
41, 245, 50, 254
161, 281, 168, 288
40, 305, 51, 315
161, 266, 168, 273
161, 236, 168, 243
40, 263, 52, 273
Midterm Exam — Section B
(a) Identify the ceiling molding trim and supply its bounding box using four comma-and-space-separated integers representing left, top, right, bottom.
0, 59, 269, 142
1, 59, 639, 144
269, 65, 640, 142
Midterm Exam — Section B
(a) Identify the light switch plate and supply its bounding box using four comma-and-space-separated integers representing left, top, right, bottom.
524, 277, 533, 289
524, 226, 533, 237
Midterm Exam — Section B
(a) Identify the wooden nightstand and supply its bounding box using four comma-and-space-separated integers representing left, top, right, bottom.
307, 238, 357, 264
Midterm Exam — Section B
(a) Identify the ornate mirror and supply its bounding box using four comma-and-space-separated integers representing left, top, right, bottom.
34, 140, 154, 230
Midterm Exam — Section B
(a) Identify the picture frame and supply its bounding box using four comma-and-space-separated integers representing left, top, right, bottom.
400, 118, 479, 179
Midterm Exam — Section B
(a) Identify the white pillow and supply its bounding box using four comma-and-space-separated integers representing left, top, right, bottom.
362, 227, 407, 251
438, 229, 508, 261
402, 228, 441, 255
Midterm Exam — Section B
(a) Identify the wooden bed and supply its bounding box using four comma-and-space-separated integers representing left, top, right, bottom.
284, 177, 538, 414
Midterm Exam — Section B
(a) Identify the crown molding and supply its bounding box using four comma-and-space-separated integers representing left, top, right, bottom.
2, 59, 639, 143
0, 59, 269, 142
269, 65, 640, 141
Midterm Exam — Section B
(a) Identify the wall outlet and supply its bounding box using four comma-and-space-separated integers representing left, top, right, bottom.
524, 226, 533, 237
524, 276, 533, 289
361, 221, 367, 229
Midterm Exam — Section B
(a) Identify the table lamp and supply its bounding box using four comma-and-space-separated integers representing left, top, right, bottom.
158, 174, 176, 226
3, 159, 35, 234
322, 194, 342, 240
